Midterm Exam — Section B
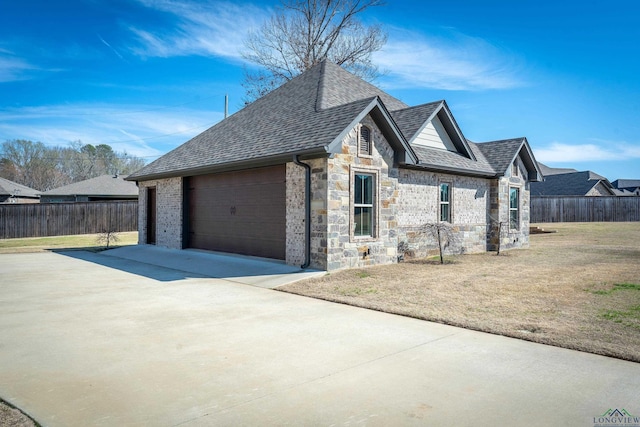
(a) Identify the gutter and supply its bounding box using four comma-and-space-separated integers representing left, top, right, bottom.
293, 155, 311, 269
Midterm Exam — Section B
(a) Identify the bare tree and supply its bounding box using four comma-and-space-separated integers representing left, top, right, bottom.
96, 227, 120, 249
243, 0, 387, 100
489, 215, 508, 255
1, 139, 146, 190
397, 222, 459, 264
423, 222, 457, 264
0, 139, 61, 191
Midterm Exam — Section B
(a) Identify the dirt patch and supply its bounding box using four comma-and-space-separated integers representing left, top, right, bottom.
0, 399, 37, 427
281, 222, 640, 362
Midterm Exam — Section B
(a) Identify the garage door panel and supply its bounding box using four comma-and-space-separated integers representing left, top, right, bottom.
187, 165, 286, 260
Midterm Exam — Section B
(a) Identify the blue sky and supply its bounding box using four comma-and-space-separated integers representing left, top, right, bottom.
1, 0, 639, 181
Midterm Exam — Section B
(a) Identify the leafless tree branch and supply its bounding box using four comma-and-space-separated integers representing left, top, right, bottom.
242, 0, 387, 101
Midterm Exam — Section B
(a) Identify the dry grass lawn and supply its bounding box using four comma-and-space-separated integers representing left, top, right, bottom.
281, 223, 640, 362
0, 232, 138, 254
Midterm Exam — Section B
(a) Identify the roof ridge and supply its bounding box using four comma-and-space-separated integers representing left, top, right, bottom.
315, 60, 327, 113
391, 100, 443, 114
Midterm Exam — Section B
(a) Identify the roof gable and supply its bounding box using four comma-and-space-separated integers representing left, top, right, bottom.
325, 97, 418, 165
476, 137, 542, 182
391, 101, 476, 161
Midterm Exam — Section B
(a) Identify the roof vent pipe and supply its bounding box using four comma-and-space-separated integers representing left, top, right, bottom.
293, 155, 311, 269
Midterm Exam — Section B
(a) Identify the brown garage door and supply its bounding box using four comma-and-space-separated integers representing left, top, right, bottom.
187, 165, 286, 260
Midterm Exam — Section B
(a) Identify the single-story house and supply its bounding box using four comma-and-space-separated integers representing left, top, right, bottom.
0, 177, 40, 203
612, 179, 640, 196
127, 61, 542, 271
40, 174, 138, 203
531, 167, 616, 197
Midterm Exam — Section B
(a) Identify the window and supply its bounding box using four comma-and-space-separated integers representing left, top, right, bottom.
354, 173, 374, 237
511, 162, 519, 177
359, 126, 372, 156
439, 182, 451, 222
509, 187, 519, 229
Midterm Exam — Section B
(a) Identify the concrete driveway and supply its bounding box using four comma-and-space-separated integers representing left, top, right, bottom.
0, 248, 638, 426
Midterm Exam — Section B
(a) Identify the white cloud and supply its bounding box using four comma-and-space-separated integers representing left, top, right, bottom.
0, 104, 223, 159
0, 51, 38, 82
129, 0, 267, 60
375, 28, 525, 91
535, 141, 640, 163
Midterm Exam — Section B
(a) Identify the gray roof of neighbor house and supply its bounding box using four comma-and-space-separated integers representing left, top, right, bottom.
530, 171, 615, 196
128, 60, 541, 181
538, 163, 578, 176
41, 175, 138, 197
0, 177, 40, 197
612, 179, 640, 189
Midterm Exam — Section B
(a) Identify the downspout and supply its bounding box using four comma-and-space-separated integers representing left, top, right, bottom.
293, 155, 311, 269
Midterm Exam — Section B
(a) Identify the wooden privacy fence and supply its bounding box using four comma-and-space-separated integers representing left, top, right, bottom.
0, 201, 138, 239
531, 196, 640, 223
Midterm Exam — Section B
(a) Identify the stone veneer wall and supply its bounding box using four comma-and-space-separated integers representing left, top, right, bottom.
309, 157, 329, 270
488, 156, 530, 251
324, 116, 398, 270
285, 162, 306, 268
306, 113, 519, 271
396, 169, 491, 258
138, 177, 183, 249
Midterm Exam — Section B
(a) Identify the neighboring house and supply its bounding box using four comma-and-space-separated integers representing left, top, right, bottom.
40, 174, 138, 203
0, 177, 40, 203
127, 61, 541, 271
531, 168, 616, 197
612, 179, 640, 196
537, 163, 577, 177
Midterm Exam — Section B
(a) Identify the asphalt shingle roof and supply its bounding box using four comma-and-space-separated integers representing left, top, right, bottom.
612, 179, 640, 189
390, 102, 442, 142
129, 60, 537, 181
412, 142, 496, 176
0, 177, 40, 197
538, 163, 578, 176
41, 175, 138, 196
475, 138, 525, 175
530, 171, 613, 196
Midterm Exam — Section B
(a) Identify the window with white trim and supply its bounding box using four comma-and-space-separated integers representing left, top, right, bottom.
439, 182, 451, 222
354, 173, 374, 237
509, 187, 520, 229
359, 126, 372, 156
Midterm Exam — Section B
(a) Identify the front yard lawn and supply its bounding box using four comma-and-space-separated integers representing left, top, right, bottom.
0, 232, 138, 254
280, 223, 640, 362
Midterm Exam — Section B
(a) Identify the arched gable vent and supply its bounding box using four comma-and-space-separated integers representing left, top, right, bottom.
359, 126, 372, 156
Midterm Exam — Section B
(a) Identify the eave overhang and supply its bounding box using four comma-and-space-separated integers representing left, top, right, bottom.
126, 146, 328, 183
514, 138, 543, 182
400, 161, 498, 179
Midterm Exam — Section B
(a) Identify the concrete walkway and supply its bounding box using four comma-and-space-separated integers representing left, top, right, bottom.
0, 249, 638, 426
